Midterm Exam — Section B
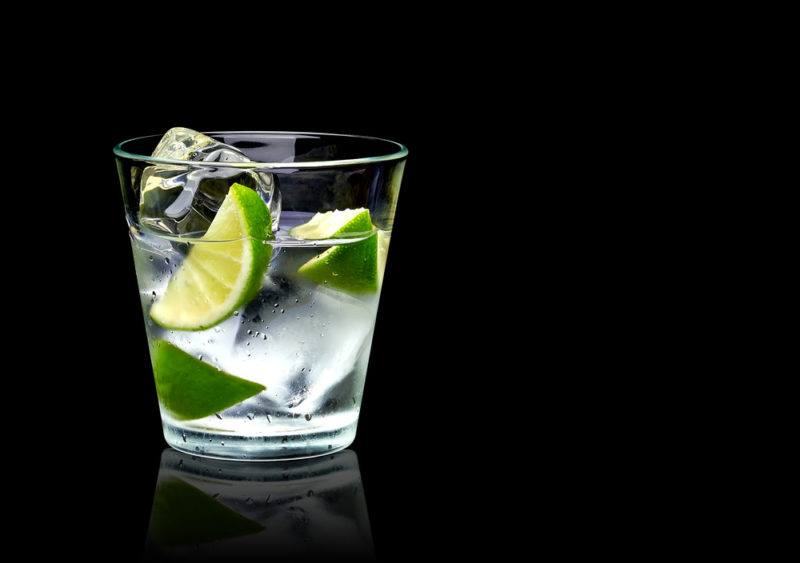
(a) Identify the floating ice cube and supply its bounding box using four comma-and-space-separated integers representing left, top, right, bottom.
138, 127, 281, 236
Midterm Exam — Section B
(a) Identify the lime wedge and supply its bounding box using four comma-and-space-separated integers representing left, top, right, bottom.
151, 340, 265, 421
289, 208, 373, 240
149, 476, 264, 547
150, 183, 272, 330
292, 209, 380, 293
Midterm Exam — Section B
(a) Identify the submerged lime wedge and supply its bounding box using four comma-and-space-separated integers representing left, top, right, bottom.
292, 208, 381, 293
151, 340, 265, 421
150, 183, 272, 330
149, 476, 264, 547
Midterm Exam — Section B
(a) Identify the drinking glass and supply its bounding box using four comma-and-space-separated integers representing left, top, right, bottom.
115, 130, 407, 460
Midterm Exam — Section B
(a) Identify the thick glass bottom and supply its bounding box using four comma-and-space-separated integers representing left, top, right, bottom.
162, 418, 358, 461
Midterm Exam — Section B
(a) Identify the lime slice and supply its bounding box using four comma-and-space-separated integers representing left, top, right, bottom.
150, 183, 272, 330
151, 340, 265, 421
292, 209, 380, 293
149, 476, 264, 547
289, 208, 373, 240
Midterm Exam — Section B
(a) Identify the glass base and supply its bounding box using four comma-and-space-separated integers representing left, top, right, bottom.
162, 419, 358, 461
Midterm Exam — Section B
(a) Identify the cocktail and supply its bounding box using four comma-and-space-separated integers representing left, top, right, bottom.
115, 129, 406, 460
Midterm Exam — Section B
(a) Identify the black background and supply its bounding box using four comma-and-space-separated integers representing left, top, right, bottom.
7, 18, 739, 559
10, 38, 690, 560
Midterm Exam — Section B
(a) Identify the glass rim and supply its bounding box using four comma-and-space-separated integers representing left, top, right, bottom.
113, 130, 409, 169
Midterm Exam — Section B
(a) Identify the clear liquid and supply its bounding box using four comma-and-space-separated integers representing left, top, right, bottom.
130, 211, 387, 459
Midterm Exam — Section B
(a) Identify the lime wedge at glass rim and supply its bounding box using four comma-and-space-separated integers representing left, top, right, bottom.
151, 340, 265, 421
291, 208, 382, 294
149, 183, 272, 330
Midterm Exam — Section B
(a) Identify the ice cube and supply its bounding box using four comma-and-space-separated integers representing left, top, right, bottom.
138, 127, 281, 236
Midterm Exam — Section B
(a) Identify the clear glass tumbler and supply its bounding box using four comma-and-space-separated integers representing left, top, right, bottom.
115, 130, 407, 460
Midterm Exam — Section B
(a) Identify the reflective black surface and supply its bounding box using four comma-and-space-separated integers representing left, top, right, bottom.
143, 449, 373, 561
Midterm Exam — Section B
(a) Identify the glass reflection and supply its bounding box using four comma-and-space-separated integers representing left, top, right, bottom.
144, 449, 373, 561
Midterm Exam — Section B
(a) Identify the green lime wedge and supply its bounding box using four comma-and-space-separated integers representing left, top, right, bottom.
151, 340, 265, 421
149, 476, 264, 547
150, 183, 272, 330
292, 208, 381, 293
289, 207, 373, 240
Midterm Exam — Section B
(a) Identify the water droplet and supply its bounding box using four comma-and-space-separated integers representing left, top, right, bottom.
266, 414, 272, 423
148, 256, 153, 262
198, 354, 203, 361
220, 441, 225, 446
281, 436, 288, 443
164, 258, 170, 264
301, 367, 305, 372
328, 444, 333, 450
273, 303, 278, 308
305, 414, 312, 421
246, 497, 255, 505
247, 329, 252, 335
262, 334, 267, 340
295, 298, 299, 303
151, 291, 156, 296
233, 311, 239, 317
215, 413, 222, 420
182, 432, 187, 442
307, 490, 314, 497
281, 309, 285, 314
246, 412, 254, 420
